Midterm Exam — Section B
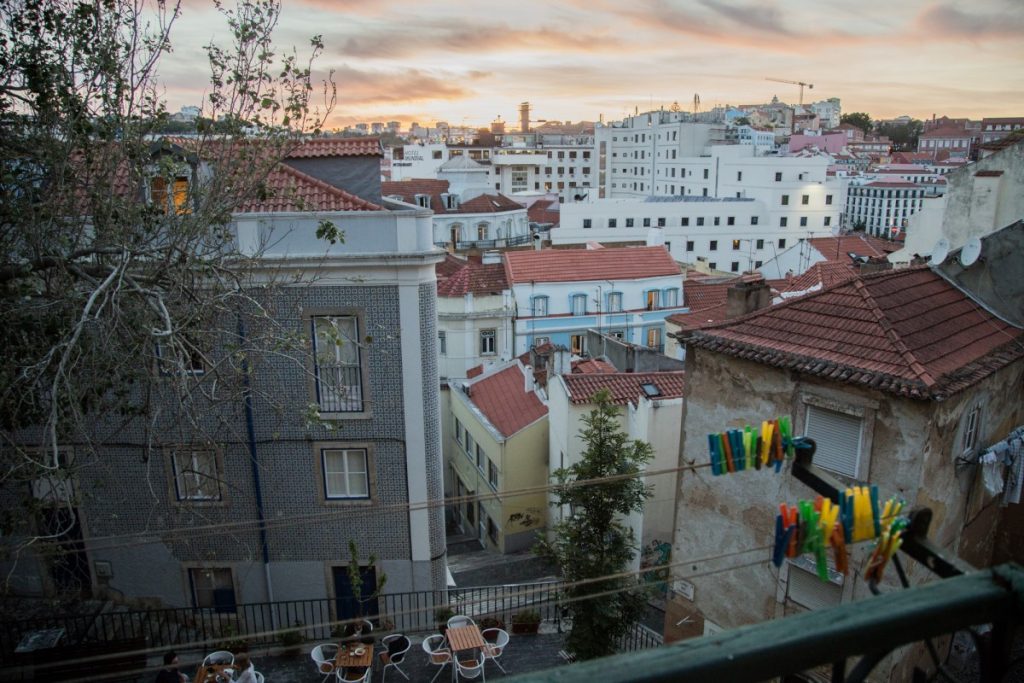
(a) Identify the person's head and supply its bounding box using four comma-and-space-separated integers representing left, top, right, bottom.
163, 651, 179, 667
235, 653, 251, 670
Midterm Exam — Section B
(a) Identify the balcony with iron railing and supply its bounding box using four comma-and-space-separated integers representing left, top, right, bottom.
433, 233, 535, 251
314, 365, 363, 412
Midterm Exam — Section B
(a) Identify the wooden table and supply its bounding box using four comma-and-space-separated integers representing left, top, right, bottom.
447, 624, 486, 653
195, 663, 234, 682
335, 642, 373, 668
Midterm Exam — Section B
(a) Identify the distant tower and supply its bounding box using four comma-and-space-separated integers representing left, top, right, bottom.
491, 116, 506, 135
519, 102, 530, 133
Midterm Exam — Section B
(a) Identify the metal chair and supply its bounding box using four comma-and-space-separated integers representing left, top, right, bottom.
337, 665, 372, 683
447, 614, 476, 629
203, 651, 234, 666
422, 634, 453, 683
378, 633, 411, 681
311, 643, 338, 682
253, 673, 265, 683
481, 628, 509, 674
455, 650, 486, 682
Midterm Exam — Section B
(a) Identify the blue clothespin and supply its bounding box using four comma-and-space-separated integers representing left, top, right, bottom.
708, 433, 721, 475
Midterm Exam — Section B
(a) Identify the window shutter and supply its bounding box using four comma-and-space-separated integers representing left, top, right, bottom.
804, 405, 863, 478
787, 565, 841, 610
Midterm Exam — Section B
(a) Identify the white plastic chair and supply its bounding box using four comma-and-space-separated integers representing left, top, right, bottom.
311, 643, 338, 682
378, 633, 411, 681
481, 628, 509, 674
254, 673, 265, 683
447, 614, 475, 629
422, 634, 452, 683
337, 665, 371, 683
456, 650, 486, 682
203, 651, 234, 666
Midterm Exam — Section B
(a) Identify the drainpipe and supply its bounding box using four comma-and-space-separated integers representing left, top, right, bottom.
236, 313, 277, 629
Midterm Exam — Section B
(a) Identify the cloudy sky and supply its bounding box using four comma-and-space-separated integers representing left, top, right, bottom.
160, 0, 1024, 129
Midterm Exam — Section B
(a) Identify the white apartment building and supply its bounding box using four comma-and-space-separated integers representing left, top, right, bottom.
810, 98, 842, 129
843, 179, 927, 237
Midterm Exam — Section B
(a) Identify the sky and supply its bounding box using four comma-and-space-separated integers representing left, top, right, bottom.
158, 0, 1024, 130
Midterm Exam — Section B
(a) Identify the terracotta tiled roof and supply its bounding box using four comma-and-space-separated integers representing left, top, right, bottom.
466, 365, 484, 379
236, 163, 382, 213
467, 364, 547, 437
572, 359, 617, 374
436, 253, 467, 280
975, 170, 1005, 177
863, 180, 919, 189
458, 193, 523, 213
528, 199, 561, 226
776, 262, 857, 299
286, 137, 383, 158
504, 246, 680, 284
381, 179, 523, 215
562, 371, 685, 405
688, 267, 1024, 400
808, 235, 900, 261
436, 260, 509, 296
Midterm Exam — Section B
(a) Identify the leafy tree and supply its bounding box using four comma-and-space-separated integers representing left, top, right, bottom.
875, 119, 924, 151
0, 0, 332, 546
840, 112, 874, 134
734, 116, 751, 126
537, 389, 654, 660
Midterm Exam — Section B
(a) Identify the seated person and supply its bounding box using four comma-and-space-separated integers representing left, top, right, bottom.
232, 653, 257, 683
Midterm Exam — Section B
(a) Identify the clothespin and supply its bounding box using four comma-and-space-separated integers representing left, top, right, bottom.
772, 419, 784, 472
779, 416, 794, 458
708, 433, 722, 475
761, 421, 773, 467
831, 526, 849, 575
721, 433, 735, 473
772, 512, 796, 567
744, 426, 756, 470
870, 485, 881, 539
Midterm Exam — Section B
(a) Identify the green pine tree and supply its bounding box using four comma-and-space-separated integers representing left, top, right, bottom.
537, 389, 654, 660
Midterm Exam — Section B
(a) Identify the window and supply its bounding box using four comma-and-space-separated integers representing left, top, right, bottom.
751, 216, 759, 226
662, 289, 678, 307
312, 315, 364, 413
607, 292, 623, 312
151, 175, 191, 215
189, 568, 235, 613
480, 329, 496, 355
775, 172, 782, 182
321, 447, 370, 498
438, 331, 447, 356
583, 218, 592, 229
608, 218, 617, 228
801, 195, 809, 205
476, 443, 485, 470
646, 327, 662, 349
731, 261, 739, 272
643, 218, 651, 227
826, 194, 834, 205
626, 218, 634, 228
488, 459, 499, 489
737, 171, 743, 181
156, 339, 206, 376
657, 217, 666, 227
714, 217, 720, 226
171, 449, 221, 501
686, 240, 694, 251
780, 217, 788, 227
702, 188, 708, 197
781, 195, 790, 206
697, 217, 705, 226
533, 296, 549, 317
755, 260, 763, 268
824, 216, 832, 227
646, 290, 659, 310
477, 223, 488, 240
804, 405, 864, 478
778, 238, 787, 249
709, 240, 718, 251
487, 516, 499, 545
708, 262, 717, 270
703, 169, 709, 179
455, 418, 463, 446
681, 217, 689, 226
432, 150, 443, 159
570, 334, 585, 355
800, 217, 808, 227
465, 432, 475, 459
727, 216, 735, 226
756, 239, 764, 249
732, 239, 741, 250
961, 405, 981, 455
571, 294, 587, 316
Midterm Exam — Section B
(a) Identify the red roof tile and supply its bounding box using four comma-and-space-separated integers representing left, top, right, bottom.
381, 179, 523, 215
808, 235, 900, 261
436, 260, 509, 296
286, 137, 383, 158
777, 262, 857, 296
689, 267, 1024, 400
562, 371, 685, 405
457, 193, 523, 213
572, 359, 617, 374
466, 364, 547, 437
236, 163, 382, 213
975, 170, 1005, 177
466, 365, 484, 379
504, 246, 680, 284
528, 199, 561, 226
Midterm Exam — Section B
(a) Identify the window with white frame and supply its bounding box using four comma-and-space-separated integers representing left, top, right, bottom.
321, 447, 370, 499
533, 336, 549, 347
438, 331, 447, 356
662, 289, 679, 307
465, 432, 475, 459
646, 290, 659, 310
171, 449, 222, 501
476, 444, 485, 471
803, 405, 864, 478
312, 315, 364, 413
961, 404, 981, 455
607, 292, 623, 312
646, 327, 662, 349
570, 294, 587, 316
532, 296, 549, 317
480, 329, 496, 355
454, 417, 463, 446
570, 334, 585, 355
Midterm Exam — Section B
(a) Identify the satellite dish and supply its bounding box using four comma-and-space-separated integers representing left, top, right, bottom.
960, 237, 982, 267
930, 238, 950, 265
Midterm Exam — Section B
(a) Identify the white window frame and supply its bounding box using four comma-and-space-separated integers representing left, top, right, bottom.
570, 293, 588, 316
662, 288, 679, 307
488, 459, 499, 490
533, 336, 550, 347
480, 329, 497, 355
960, 404, 982, 456
438, 331, 447, 356
532, 296, 549, 317
171, 449, 222, 502
311, 315, 365, 414
321, 447, 370, 500
607, 292, 623, 312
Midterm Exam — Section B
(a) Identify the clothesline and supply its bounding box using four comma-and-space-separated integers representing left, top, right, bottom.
978, 424, 1024, 506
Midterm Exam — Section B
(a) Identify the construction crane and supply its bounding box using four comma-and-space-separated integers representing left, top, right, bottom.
765, 77, 814, 106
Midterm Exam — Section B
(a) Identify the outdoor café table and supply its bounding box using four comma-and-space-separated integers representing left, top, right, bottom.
335, 641, 374, 669
447, 624, 486, 653
195, 663, 233, 682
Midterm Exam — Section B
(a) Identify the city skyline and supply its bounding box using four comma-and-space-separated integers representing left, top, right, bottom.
161, 0, 1024, 129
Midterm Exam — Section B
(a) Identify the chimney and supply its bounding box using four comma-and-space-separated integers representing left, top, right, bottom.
725, 279, 771, 318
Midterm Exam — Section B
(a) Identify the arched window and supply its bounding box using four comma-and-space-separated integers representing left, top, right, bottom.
477, 223, 489, 240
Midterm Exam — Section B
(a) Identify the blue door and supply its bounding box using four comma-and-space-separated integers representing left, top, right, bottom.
332, 565, 380, 621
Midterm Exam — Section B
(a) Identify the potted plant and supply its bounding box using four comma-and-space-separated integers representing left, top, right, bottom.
280, 620, 305, 656
217, 623, 249, 653
435, 606, 456, 634
478, 615, 506, 631
510, 609, 541, 635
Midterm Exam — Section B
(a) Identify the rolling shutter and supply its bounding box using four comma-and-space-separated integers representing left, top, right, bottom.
804, 405, 863, 478
788, 565, 841, 610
